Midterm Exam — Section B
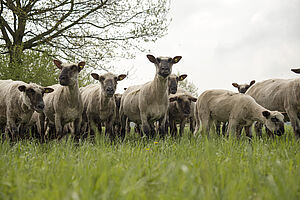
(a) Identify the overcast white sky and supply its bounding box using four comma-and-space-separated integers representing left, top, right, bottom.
114, 0, 300, 95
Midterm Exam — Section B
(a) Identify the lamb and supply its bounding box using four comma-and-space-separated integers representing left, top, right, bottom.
193, 89, 285, 137
80, 72, 126, 140
40, 60, 85, 140
216, 80, 256, 135
246, 69, 300, 138
119, 54, 182, 138
168, 92, 197, 136
0, 80, 53, 141
232, 80, 255, 94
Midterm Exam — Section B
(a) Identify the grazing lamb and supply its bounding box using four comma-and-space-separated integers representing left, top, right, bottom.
120, 54, 182, 138
193, 89, 285, 137
168, 93, 197, 137
80, 72, 126, 140
232, 80, 255, 94
41, 60, 85, 140
246, 69, 300, 138
0, 80, 53, 140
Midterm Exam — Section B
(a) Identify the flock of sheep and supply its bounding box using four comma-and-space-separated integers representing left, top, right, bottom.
0, 54, 300, 142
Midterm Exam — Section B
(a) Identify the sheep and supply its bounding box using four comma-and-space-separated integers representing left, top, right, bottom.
0, 80, 53, 141
245, 69, 300, 138
119, 54, 182, 139
216, 80, 256, 135
40, 60, 85, 140
168, 92, 197, 137
193, 89, 285, 137
80, 72, 126, 140
168, 74, 187, 94
232, 80, 255, 94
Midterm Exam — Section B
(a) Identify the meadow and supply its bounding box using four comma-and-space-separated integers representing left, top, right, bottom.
0, 126, 299, 200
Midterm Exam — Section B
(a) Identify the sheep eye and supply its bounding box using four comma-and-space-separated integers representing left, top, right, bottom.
157, 58, 161, 63
99, 76, 105, 82
168, 58, 172, 62
71, 65, 77, 70
27, 89, 35, 94
271, 117, 278, 122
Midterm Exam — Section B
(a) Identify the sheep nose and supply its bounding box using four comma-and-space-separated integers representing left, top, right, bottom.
59, 75, 66, 80
106, 87, 114, 93
37, 103, 45, 110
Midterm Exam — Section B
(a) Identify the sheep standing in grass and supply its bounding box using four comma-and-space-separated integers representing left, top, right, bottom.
246, 69, 300, 138
41, 60, 85, 140
168, 92, 197, 137
0, 80, 53, 141
193, 89, 285, 137
216, 80, 256, 135
80, 73, 126, 140
120, 54, 182, 139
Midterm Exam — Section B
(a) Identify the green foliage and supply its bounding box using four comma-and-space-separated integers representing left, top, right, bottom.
0, 49, 59, 86
0, 127, 299, 199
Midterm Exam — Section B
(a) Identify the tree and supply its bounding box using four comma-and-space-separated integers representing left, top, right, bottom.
0, 0, 171, 75
0, 48, 59, 86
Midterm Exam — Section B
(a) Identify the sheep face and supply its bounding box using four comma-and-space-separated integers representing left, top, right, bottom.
91, 73, 126, 97
18, 85, 54, 113
262, 111, 285, 136
147, 55, 182, 78
232, 80, 255, 93
53, 60, 85, 86
168, 74, 187, 94
169, 94, 197, 116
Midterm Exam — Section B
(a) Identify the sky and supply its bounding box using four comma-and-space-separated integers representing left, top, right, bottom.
114, 0, 300, 95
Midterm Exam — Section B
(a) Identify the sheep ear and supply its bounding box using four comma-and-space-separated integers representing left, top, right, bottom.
91, 73, 99, 80
172, 56, 182, 64
262, 111, 271, 119
232, 83, 239, 88
18, 85, 26, 92
179, 74, 187, 81
147, 55, 157, 63
117, 74, 127, 81
291, 68, 300, 74
77, 61, 85, 72
250, 80, 255, 86
53, 60, 62, 69
169, 96, 177, 102
43, 87, 54, 93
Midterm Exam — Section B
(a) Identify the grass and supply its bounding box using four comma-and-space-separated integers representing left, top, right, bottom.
0, 126, 300, 200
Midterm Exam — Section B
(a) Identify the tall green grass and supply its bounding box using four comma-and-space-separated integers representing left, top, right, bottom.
0, 126, 299, 200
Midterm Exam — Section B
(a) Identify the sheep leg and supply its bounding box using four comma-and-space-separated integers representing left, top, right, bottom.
244, 125, 253, 138
215, 121, 221, 135
158, 114, 167, 138
222, 122, 228, 135
254, 122, 263, 137
179, 118, 187, 137
170, 120, 176, 137
286, 109, 300, 139
6, 118, 18, 141
73, 117, 82, 141
120, 114, 127, 140
54, 114, 64, 140
105, 118, 114, 141
141, 114, 151, 139
200, 117, 212, 136
189, 117, 194, 134
227, 120, 238, 136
